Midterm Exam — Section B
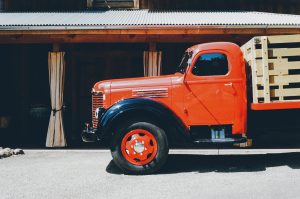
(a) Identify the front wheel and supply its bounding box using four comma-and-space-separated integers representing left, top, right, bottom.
111, 121, 169, 175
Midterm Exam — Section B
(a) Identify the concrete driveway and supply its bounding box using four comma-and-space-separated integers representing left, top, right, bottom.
1, 149, 300, 199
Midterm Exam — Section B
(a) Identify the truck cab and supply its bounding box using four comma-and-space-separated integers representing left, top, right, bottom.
83, 42, 248, 174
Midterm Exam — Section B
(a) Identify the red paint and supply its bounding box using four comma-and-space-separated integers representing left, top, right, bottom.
92, 42, 299, 138
121, 129, 158, 166
251, 101, 300, 110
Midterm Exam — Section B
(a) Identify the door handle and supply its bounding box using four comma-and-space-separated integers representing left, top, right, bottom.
224, 82, 236, 95
224, 82, 233, 86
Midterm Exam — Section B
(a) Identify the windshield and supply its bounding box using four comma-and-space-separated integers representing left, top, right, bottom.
176, 51, 193, 73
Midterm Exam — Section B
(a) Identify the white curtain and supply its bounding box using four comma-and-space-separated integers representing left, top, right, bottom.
143, 51, 162, 77
46, 52, 67, 147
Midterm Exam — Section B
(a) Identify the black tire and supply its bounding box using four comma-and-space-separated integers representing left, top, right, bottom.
111, 121, 169, 175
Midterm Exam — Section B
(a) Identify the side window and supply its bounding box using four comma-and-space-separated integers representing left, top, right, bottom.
192, 53, 228, 76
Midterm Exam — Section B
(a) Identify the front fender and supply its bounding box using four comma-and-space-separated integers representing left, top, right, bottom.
98, 98, 189, 146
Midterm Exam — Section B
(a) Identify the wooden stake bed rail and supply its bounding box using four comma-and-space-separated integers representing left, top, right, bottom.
241, 34, 300, 110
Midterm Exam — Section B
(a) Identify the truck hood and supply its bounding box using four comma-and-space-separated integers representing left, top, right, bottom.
110, 74, 179, 89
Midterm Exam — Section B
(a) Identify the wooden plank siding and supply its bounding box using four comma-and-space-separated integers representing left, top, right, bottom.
2, 0, 300, 14
139, 0, 300, 14
4, 0, 86, 11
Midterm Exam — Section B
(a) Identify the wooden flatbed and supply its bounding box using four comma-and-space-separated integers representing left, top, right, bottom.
241, 34, 300, 110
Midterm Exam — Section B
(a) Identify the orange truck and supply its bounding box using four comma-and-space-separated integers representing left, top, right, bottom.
82, 34, 300, 174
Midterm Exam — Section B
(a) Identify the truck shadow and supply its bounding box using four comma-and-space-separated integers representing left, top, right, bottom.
106, 152, 300, 175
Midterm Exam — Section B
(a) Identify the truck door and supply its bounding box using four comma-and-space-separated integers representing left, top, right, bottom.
184, 51, 241, 127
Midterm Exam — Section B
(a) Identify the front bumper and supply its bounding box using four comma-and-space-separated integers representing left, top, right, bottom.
82, 107, 106, 143
81, 124, 98, 142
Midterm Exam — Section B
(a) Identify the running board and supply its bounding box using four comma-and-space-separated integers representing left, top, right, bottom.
193, 137, 247, 144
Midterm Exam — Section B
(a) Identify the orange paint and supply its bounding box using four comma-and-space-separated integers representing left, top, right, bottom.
93, 42, 247, 135
251, 101, 300, 110
92, 42, 300, 137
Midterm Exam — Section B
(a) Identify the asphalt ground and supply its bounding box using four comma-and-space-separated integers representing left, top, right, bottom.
1, 149, 300, 199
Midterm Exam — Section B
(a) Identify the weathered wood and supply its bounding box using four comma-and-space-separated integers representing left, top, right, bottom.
0, 28, 300, 36
261, 36, 270, 102
241, 34, 300, 103
258, 88, 300, 98
263, 34, 300, 44
52, 43, 60, 52
255, 48, 300, 58
149, 42, 156, 51
257, 75, 300, 85
92, 0, 135, 8
0, 34, 255, 44
250, 38, 258, 103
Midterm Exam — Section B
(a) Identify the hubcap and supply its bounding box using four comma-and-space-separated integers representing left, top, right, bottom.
121, 129, 158, 166
133, 142, 145, 153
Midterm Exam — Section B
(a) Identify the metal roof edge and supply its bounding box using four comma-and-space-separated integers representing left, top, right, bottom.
0, 25, 300, 31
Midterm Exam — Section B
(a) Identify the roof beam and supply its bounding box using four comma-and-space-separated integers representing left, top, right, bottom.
0, 28, 299, 44
0, 34, 270, 44
0, 28, 300, 36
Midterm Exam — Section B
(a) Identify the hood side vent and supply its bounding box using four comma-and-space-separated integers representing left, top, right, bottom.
132, 88, 168, 98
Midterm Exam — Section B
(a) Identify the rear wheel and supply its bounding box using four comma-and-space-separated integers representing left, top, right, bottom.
111, 121, 169, 175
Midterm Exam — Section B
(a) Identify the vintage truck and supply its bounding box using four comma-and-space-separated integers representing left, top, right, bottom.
82, 34, 300, 174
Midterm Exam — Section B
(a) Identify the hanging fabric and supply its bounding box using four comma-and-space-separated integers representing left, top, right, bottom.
143, 51, 162, 77
46, 52, 67, 147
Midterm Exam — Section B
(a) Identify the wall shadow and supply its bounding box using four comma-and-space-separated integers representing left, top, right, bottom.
106, 152, 300, 175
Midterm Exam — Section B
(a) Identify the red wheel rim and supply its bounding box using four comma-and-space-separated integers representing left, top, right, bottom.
121, 129, 158, 166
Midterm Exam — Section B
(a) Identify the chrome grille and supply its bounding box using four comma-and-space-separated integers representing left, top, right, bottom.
92, 92, 104, 128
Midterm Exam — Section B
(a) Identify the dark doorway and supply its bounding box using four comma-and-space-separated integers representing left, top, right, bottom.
64, 44, 145, 146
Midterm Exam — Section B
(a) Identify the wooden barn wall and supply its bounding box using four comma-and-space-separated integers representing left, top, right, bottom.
0, 43, 147, 147
0, 44, 51, 147
3, 0, 300, 14
4, 0, 86, 11
0, 42, 192, 147
64, 43, 145, 144
139, 0, 300, 14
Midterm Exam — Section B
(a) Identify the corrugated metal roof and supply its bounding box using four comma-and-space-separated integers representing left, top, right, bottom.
0, 10, 300, 30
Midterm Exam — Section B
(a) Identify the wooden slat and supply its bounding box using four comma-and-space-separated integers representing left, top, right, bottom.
277, 56, 284, 100
264, 34, 300, 44
261, 36, 270, 102
258, 88, 300, 98
93, 0, 135, 8
250, 38, 259, 103
256, 59, 300, 76
242, 34, 300, 104
256, 48, 300, 58
257, 75, 300, 85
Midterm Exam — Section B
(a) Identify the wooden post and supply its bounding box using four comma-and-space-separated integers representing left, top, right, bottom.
250, 38, 258, 103
261, 36, 270, 103
0, 0, 4, 11
277, 56, 284, 101
87, 0, 93, 8
53, 43, 60, 52
149, 42, 156, 52
70, 45, 78, 141
133, 0, 139, 8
